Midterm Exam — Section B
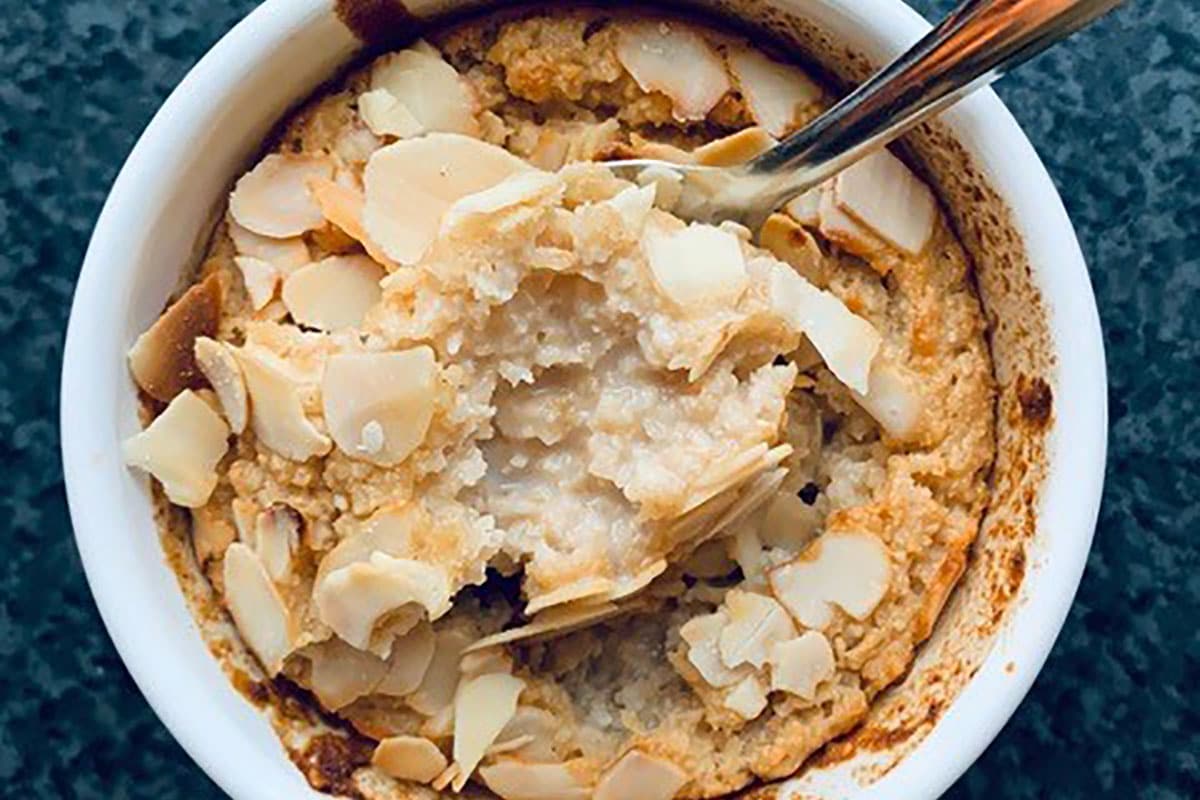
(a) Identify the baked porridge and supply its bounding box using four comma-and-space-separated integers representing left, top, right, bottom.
121, 8, 995, 799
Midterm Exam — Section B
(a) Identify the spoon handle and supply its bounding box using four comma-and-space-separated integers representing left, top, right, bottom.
747, 0, 1123, 197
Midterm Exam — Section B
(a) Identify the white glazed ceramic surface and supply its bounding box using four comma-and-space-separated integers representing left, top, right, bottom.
59, 1, 1106, 798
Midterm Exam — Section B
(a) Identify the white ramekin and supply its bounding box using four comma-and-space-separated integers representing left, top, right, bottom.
60, 1, 1107, 798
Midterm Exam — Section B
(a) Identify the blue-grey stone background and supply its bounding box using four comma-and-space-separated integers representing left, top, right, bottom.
1, 0, 1196, 797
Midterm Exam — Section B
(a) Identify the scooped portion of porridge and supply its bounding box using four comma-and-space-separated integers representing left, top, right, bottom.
121, 9, 995, 800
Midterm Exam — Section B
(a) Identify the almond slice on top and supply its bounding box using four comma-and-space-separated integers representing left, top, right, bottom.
691, 126, 776, 167
616, 21, 731, 121
644, 222, 748, 307
122, 389, 229, 508
373, 736, 448, 784
768, 630, 836, 700
479, 760, 591, 800
193, 337, 248, 435
407, 626, 475, 715
222, 542, 294, 674
363, 133, 530, 265
366, 43, 480, 138
452, 672, 524, 788
358, 88, 425, 139
441, 170, 564, 235
231, 344, 332, 462
128, 273, 221, 402
723, 672, 768, 719
726, 47, 823, 137
595, 750, 688, 800
768, 530, 892, 629
718, 589, 797, 670
376, 619, 437, 696
229, 153, 333, 238
853, 358, 924, 439
304, 636, 389, 710
679, 610, 748, 688
233, 256, 280, 311
307, 177, 400, 271
833, 149, 937, 256
321, 346, 438, 466
766, 261, 881, 394
228, 220, 310, 272
280, 255, 383, 332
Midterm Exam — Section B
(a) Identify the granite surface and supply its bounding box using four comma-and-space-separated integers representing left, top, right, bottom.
1, 0, 1196, 797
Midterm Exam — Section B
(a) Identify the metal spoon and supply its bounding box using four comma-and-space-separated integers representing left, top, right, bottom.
605, 0, 1123, 225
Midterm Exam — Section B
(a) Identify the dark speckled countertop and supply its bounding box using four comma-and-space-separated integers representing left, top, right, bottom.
2, 0, 1196, 797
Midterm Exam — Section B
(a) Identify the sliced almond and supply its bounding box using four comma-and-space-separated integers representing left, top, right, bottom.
281, 255, 383, 331
128, 273, 221, 402
364, 134, 529, 265
232, 344, 332, 461
692, 127, 776, 167
408, 626, 474, 715
222, 542, 293, 674
431, 763, 461, 792
760, 491, 820, 552
718, 589, 797, 669
233, 256, 280, 311
193, 337, 248, 434
460, 648, 514, 679
723, 673, 768, 720
784, 187, 822, 227
321, 346, 437, 466
372, 736, 448, 784
768, 531, 891, 628
441, 170, 563, 234
767, 263, 881, 394
817, 182, 884, 259
853, 359, 923, 438
377, 620, 437, 696
314, 553, 451, 652
122, 389, 229, 508
644, 222, 747, 307
253, 504, 300, 581
595, 750, 687, 800
368, 45, 479, 137
834, 149, 936, 256
759, 213, 825, 286
308, 177, 400, 271
228, 220, 310, 271
229, 153, 333, 238
679, 611, 747, 688
305, 636, 388, 710
616, 21, 730, 121
726, 47, 822, 137
452, 672, 524, 786
463, 602, 623, 653
190, 504, 236, 565
525, 576, 615, 616
493, 706, 559, 763
358, 88, 425, 138
769, 631, 835, 700
479, 761, 591, 800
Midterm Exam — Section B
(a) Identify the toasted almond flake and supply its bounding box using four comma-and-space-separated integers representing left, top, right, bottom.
460, 648, 514, 678
595, 750, 687, 800
479, 761, 591, 800
377, 620, 437, 696
322, 347, 437, 466
281, 255, 383, 331
233, 256, 280, 311
834, 149, 936, 255
493, 706, 559, 763
817, 183, 884, 259
441, 170, 563, 234
314, 553, 451, 652
190, 504, 236, 565
487, 734, 536, 757
723, 673, 768, 719
706, 465, 789, 543
616, 21, 730, 121
431, 763, 461, 791
679, 611, 748, 688
644, 222, 747, 307
358, 88, 425, 138
635, 165, 684, 212
363, 133, 529, 265
726, 47, 822, 137
193, 337, 248, 434
525, 576, 615, 615
122, 390, 229, 508
760, 492, 820, 552
305, 637, 388, 709
229, 153, 332, 238
853, 359, 923, 438
373, 736, 448, 784
308, 177, 400, 271
422, 704, 456, 740
784, 187, 822, 227
769, 531, 892, 628
452, 673, 524, 785
228, 220, 310, 272
369, 45, 479, 137
408, 626, 474, 715
718, 589, 797, 669
253, 505, 299, 581
222, 542, 293, 674
692, 127, 776, 167
767, 263, 881, 394
605, 559, 668, 603
464, 602, 623, 653
128, 274, 221, 402
606, 183, 657, 235
769, 631, 836, 699
627, 132, 695, 165
759, 213, 825, 286
232, 345, 332, 461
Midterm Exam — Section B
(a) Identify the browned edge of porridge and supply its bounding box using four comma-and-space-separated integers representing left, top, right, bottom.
145, 0, 1053, 796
